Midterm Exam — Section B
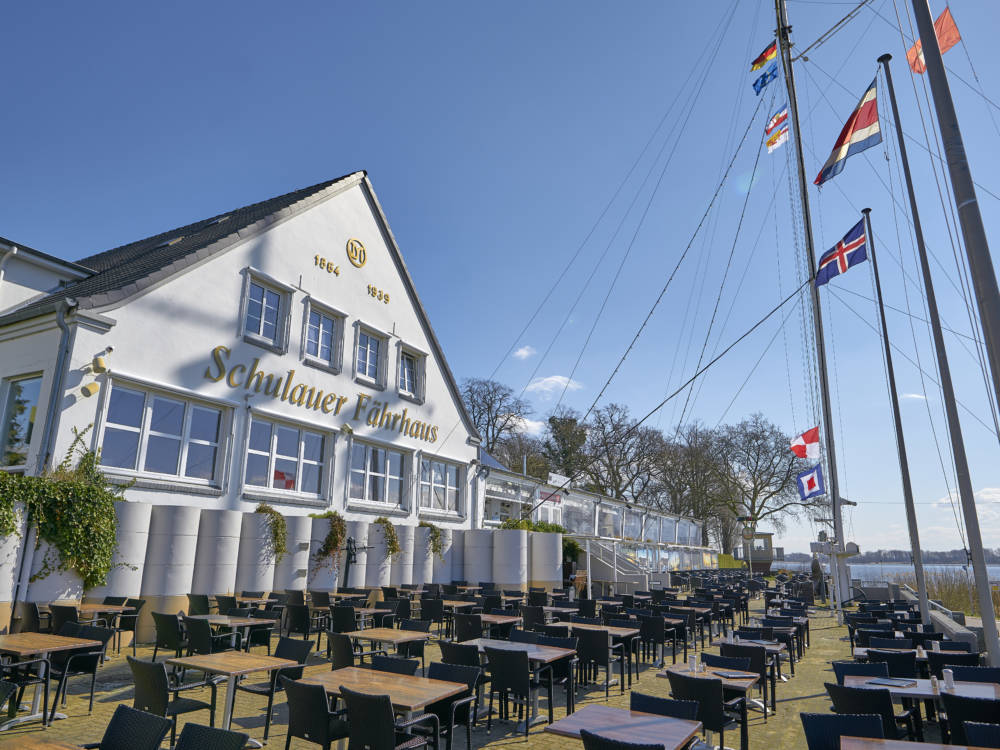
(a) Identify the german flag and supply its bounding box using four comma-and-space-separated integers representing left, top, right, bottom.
751, 41, 777, 71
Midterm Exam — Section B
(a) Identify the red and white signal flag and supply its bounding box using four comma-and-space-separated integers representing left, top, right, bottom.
790, 427, 820, 460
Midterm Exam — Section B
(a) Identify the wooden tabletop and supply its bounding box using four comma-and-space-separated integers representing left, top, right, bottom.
167, 651, 297, 677
0, 632, 102, 657
355, 608, 393, 617
185, 614, 278, 627
346, 628, 430, 645
443, 600, 476, 610
460, 637, 576, 664
570, 623, 640, 638
544, 703, 702, 749
0, 738, 82, 749
544, 606, 579, 613
234, 596, 275, 605
853, 647, 928, 661
659, 664, 759, 691
41, 602, 133, 614
711, 638, 787, 654
840, 737, 992, 749
480, 614, 522, 626
457, 585, 481, 591
302, 666, 466, 711
843, 675, 1000, 701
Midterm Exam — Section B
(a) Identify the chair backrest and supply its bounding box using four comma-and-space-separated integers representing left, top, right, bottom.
241, 590, 264, 598
865, 648, 918, 678
831, 660, 888, 685
282, 676, 338, 745
329, 605, 357, 634
175, 722, 250, 750
574, 627, 614, 667
382, 586, 398, 599
938, 640, 974, 652
99, 704, 173, 750
952, 665, 1000, 683
421, 598, 444, 620
541, 623, 571, 639
527, 591, 548, 607
825, 682, 896, 738
183, 616, 221, 655
579, 729, 664, 750
521, 605, 545, 631
927, 650, 981, 678
127, 656, 170, 716
439, 640, 482, 668
720, 643, 767, 678
481, 594, 502, 612
119, 599, 146, 633
340, 684, 397, 749
510, 628, 540, 644
629, 691, 698, 719
285, 590, 306, 606
103, 596, 128, 605
664, 670, 726, 731
273, 636, 313, 678
151, 611, 183, 650
940, 693, 1000, 745
571, 615, 602, 625
577, 599, 597, 618
216, 595, 237, 612
484, 646, 530, 695
399, 618, 431, 633
49, 604, 79, 633
328, 632, 356, 669
454, 613, 483, 642
870, 637, 911, 650
309, 590, 332, 608
701, 652, 751, 672
370, 655, 420, 675
186, 594, 211, 616
799, 710, 884, 750
963, 721, 1000, 749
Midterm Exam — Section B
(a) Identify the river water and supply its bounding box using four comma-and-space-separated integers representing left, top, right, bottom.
777, 561, 1000, 581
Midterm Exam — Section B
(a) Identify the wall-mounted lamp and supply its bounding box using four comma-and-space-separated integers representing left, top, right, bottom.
91, 356, 108, 373
81, 382, 101, 397
341, 424, 354, 435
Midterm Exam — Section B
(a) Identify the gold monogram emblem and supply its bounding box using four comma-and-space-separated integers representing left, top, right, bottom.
346, 238, 367, 268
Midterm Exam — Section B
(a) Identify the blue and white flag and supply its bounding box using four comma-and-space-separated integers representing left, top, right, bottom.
753, 62, 779, 95
796, 464, 825, 501
815, 218, 868, 287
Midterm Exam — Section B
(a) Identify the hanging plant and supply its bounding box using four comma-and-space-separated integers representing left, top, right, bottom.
0, 426, 125, 590
255, 503, 288, 562
419, 520, 445, 561
563, 537, 582, 562
373, 516, 401, 560
309, 510, 347, 571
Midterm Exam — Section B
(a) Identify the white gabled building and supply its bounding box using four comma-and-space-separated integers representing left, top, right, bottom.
0, 172, 483, 527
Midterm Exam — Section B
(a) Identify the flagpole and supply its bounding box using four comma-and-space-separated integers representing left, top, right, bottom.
776, 0, 848, 619
878, 54, 1000, 665
862, 207, 932, 626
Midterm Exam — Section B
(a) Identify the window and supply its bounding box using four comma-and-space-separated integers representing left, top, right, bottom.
349, 442, 404, 506
306, 309, 336, 363
399, 353, 416, 395
1, 375, 42, 467
419, 458, 460, 512
242, 272, 292, 351
357, 331, 380, 381
245, 418, 325, 495
100, 384, 224, 482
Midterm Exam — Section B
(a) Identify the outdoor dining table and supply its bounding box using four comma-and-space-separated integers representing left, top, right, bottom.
843, 674, 1000, 701
0, 738, 81, 748
480, 614, 522, 628
853, 646, 930, 662
302, 666, 467, 719
543, 703, 702, 749
184, 614, 278, 650
345, 627, 430, 649
0, 632, 102, 730
658, 664, 755, 749
353, 607, 392, 629
456, 585, 481, 592
233, 596, 275, 607
442, 600, 476, 611
167, 650, 296, 746
569, 623, 641, 685
840, 738, 992, 750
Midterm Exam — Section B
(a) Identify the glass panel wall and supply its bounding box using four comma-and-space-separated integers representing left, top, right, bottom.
597, 506, 622, 538
561, 495, 594, 535
623, 509, 642, 540
659, 517, 677, 544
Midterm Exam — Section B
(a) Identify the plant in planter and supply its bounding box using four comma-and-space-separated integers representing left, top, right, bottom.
562, 537, 582, 563
255, 503, 288, 562
309, 510, 347, 571
419, 520, 445, 561
373, 516, 401, 560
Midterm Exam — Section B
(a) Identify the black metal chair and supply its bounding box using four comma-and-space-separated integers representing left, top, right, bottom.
926, 649, 981, 678
866, 648, 918, 679
47, 624, 115, 722
370, 655, 421, 676
573, 626, 624, 699
281, 676, 349, 750
579, 729, 663, 750
665, 669, 748, 750
510, 629, 540, 644
630, 691, 698, 719
215, 595, 238, 613
240, 590, 264, 598
454, 613, 483, 643
174, 722, 250, 750
638, 615, 676, 665
285, 603, 325, 645
536, 634, 579, 715
397, 618, 432, 672
799, 711, 884, 750
79, 704, 172, 750
940, 692, 1000, 745
952, 665, 1000, 683
831, 660, 889, 685
151, 611, 188, 662
520, 605, 545, 632
870, 636, 911, 650
720, 642, 776, 717
115, 598, 145, 656
127, 656, 218, 747
0, 653, 49, 726
234, 636, 313, 742
12, 601, 50, 634
937, 640, 974, 652
825, 682, 918, 741
246, 608, 279, 654
50, 604, 95, 633
420, 598, 447, 638
328, 632, 357, 669
483, 646, 552, 738
964, 721, 1000, 749
339, 683, 437, 750
183, 616, 240, 655
527, 591, 548, 607
186, 594, 212, 616
416, 662, 480, 750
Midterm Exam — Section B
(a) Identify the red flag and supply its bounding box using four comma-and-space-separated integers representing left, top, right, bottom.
790, 427, 820, 460
906, 7, 961, 74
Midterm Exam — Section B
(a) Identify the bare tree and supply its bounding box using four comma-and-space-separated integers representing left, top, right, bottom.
461, 378, 533, 453
493, 432, 550, 479
655, 423, 727, 547
583, 403, 663, 505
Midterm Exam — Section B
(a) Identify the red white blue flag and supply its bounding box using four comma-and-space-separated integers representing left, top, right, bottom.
814, 78, 881, 185
796, 464, 825, 501
816, 218, 868, 287
765, 103, 789, 153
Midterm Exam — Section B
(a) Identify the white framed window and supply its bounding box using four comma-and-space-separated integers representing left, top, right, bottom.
396, 344, 426, 402
353, 323, 389, 389
240, 269, 293, 353
245, 417, 326, 496
349, 441, 404, 507
302, 300, 345, 373
1, 374, 43, 468
419, 457, 460, 513
100, 383, 225, 483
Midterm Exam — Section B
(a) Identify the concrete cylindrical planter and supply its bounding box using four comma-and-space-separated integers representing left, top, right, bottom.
529, 531, 563, 590
273, 515, 312, 593
26, 529, 85, 603
191, 509, 243, 595
235, 513, 278, 596
307, 517, 342, 592
431, 528, 453, 584
412, 526, 434, 586
492, 529, 527, 591
88, 502, 153, 601
0, 504, 27, 631
390, 525, 415, 586
463, 529, 493, 586
345, 521, 369, 589
365, 522, 393, 589
138, 505, 201, 641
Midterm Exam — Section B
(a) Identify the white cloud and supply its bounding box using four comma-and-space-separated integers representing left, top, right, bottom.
900, 393, 927, 400
515, 417, 547, 436
525, 375, 583, 399
513, 345, 537, 360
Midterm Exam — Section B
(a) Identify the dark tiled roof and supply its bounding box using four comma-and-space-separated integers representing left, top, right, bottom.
0, 172, 362, 323
0, 235, 92, 276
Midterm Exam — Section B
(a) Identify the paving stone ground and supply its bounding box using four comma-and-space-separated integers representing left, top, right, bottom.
1, 599, 944, 748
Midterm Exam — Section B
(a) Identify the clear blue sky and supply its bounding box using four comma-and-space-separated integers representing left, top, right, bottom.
4, 0, 1000, 554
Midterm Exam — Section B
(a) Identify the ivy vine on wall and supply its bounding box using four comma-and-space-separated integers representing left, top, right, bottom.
419, 520, 444, 561
373, 516, 401, 560
255, 503, 288, 562
309, 510, 347, 571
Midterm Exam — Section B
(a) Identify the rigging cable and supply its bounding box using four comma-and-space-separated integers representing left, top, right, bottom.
792, 0, 875, 61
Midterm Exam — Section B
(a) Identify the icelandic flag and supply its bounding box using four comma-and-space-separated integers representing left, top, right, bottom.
790, 427, 820, 460
753, 63, 779, 95
815, 218, 868, 287
814, 77, 881, 185
797, 464, 825, 501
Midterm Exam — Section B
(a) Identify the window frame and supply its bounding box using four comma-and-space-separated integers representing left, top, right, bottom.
395, 342, 427, 404
0, 372, 44, 471
98, 381, 229, 487
239, 268, 295, 354
242, 413, 330, 501
417, 454, 463, 516
300, 297, 347, 374
352, 321, 390, 390
346, 437, 409, 513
